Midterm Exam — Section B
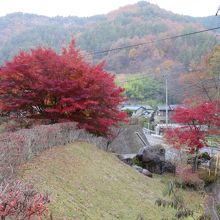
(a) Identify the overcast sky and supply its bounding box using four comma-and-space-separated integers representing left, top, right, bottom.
0, 0, 219, 17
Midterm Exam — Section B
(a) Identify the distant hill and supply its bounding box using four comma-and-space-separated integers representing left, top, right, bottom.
0, 1, 219, 75
19, 141, 203, 219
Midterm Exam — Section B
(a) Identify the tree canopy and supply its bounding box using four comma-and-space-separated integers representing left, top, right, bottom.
0, 40, 127, 136
165, 100, 220, 153
123, 75, 163, 103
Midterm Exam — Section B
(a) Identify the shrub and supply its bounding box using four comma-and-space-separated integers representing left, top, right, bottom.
199, 172, 216, 186
197, 214, 211, 220
0, 122, 107, 181
132, 156, 144, 167
175, 166, 204, 191
155, 181, 194, 219
0, 180, 50, 219
216, 203, 220, 216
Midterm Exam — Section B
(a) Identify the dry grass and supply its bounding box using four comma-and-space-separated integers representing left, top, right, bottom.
18, 142, 204, 220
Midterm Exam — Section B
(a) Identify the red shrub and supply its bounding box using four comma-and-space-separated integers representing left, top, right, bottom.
0, 181, 49, 220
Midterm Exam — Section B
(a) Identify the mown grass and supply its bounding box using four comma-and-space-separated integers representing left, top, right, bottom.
19, 142, 204, 220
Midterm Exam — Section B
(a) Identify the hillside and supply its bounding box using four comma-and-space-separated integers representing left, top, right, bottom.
19, 142, 203, 219
0, 1, 219, 75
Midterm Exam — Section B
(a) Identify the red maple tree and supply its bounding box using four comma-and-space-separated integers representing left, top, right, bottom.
165, 100, 220, 153
0, 40, 127, 136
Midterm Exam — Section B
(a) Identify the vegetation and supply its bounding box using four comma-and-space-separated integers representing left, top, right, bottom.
199, 172, 216, 186
0, 2, 218, 219
165, 100, 220, 171
0, 2, 218, 76
207, 44, 220, 77
215, 203, 220, 216
0, 2, 218, 105
124, 75, 163, 103
19, 142, 203, 220
179, 44, 220, 101
0, 181, 49, 219
156, 181, 194, 219
0, 40, 126, 136
156, 180, 209, 220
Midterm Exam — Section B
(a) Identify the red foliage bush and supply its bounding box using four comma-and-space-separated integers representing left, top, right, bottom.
0, 40, 127, 136
0, 181, 49, 220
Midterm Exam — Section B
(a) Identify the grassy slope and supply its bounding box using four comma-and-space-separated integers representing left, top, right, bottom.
19, 142, 203, 220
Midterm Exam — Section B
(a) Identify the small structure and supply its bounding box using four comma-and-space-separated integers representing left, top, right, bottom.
121, 104, 154, 119
132, 105, 154, 119
154, 104, 180, 124
108, 124, 150, 154
155, 123, 182, 135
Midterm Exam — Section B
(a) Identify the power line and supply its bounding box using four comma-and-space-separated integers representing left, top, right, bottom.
0, 25, 219, 100
117, 67, 206, 84
119, 72, 220, 100
87, 26, 220, 56
0, 26, 219, 70
167, 77, 220, 98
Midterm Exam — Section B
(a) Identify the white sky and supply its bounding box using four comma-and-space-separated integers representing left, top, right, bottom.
0, 0, 219, 17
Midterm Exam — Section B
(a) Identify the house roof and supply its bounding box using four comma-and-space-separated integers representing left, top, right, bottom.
157, 104, 181, 111
121, 105, 141, 111
121, 105, 153, 111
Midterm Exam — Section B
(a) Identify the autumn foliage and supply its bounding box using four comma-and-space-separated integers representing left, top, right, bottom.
0, 181, 49, 220
0, 40, 127, 136
165, 100, 220, 153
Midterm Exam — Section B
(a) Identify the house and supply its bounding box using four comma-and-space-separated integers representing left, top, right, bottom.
154, 104, 180, 124
132, 105, 154, 119
155, 123, 182, 135
121, 105, 154, 119
121, 105, 141, 112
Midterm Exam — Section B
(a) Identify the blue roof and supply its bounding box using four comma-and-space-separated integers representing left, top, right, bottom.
157, 104, 181, 111
121, 105, 153, 111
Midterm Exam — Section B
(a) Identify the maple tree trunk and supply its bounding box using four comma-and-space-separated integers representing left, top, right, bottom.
192, 148, 199, 173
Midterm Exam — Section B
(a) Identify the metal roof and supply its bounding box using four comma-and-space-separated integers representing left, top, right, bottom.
121, 105, 153, 111
157, 104, 181, 111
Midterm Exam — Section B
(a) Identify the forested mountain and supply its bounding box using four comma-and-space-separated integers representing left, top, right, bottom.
0, 1, 219, 76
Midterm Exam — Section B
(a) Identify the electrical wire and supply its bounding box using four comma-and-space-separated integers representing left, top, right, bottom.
87, 26, 220, 56
0, 25, 219, 100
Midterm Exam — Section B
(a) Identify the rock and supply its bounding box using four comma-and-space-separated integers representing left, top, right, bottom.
132, 165, 153, 177
162, 161, 176, 173
132, 165, 143, 173
142, 169, 153, 177
137, 145, 166, 174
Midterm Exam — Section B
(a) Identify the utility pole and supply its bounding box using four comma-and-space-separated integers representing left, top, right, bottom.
165, 75, 168, 128
163, 74, 168, 128
215, 7, 220, 105
216, 6, 220, 16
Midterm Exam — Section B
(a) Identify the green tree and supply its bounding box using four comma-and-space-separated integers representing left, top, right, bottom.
207, 44, 220, 77
124, 75, 163, 102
